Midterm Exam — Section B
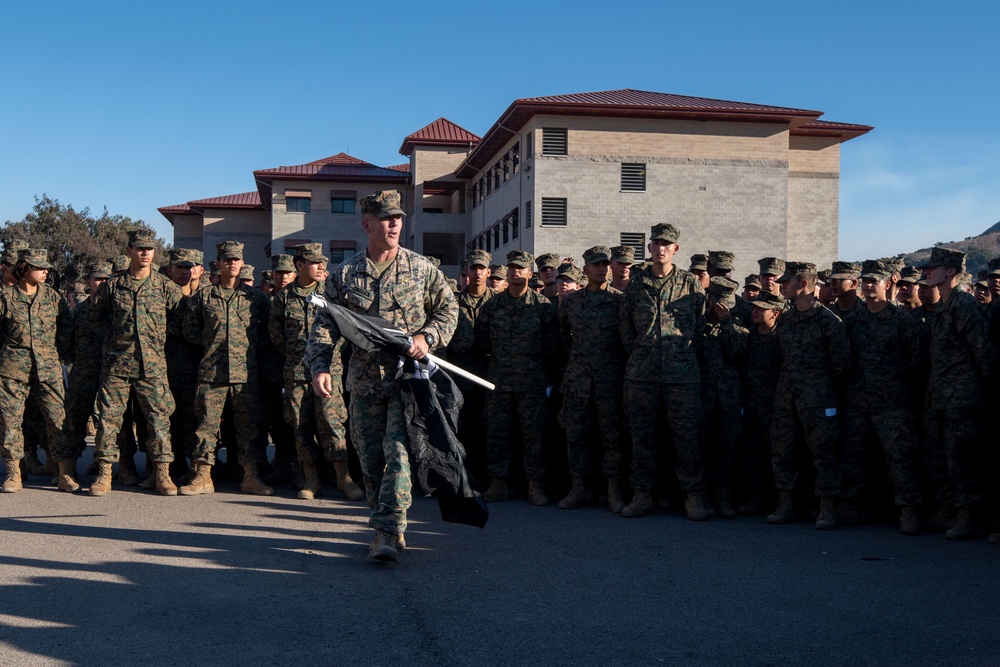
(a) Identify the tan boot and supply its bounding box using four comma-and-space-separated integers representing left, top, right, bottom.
240, 462, 273, 496
767, 491, 796, 524
155, 462, 177, 496
2, 460, 23, 493
298, 463, 321, 500
945, 509, 976, 540
899, 506, 920, 535
395, 532, 406, 551
715, 489, 736, 519
117, 455, 140, 486
622, 489, 654, 518
558, 476, 590, 510
738, 487, 763, 515
607, 479, 625, 514
56, 459, 81, 493
334, 461, 364, 501
482, 477, 511, 503
684, 492, 710, 521
926, 504, 958, 532
370, 530, 398, 563
179, 462, 215, 495
45, 454, 58, 484
527, 479, 549, 506
815, 496, 837, 530
989, 532, 1000, 545
89, 461, 113, 496
23, 448, 46, 476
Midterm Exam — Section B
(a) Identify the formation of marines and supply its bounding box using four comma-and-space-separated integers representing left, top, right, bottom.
2, 191, 1000, 564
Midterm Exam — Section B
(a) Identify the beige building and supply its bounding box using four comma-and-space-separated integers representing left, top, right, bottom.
160, 89, 870, 280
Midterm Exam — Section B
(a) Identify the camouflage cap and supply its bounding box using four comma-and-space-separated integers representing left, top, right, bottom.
86, 261, 113, 280
650, 223, 680, 243
507, 249, 534, 268
776, 261, 817, 284
897, 266, 923, 284
744, 274, 762, 289
170, 248, 203, 267
69, 280, 87, 295
816, 268, 832, 285
885, 257, 905, 274
583, 245, 612, 265
860, 259, 892, 280
529, 275, 544, 289
987, 257, 1000, 277
262, 270, 273, 283
216, 241, 244, 260
758, 257, 785, 276
556, 262, 585, 284
976, 270, 989, 287
466, 249, 491, 268
750, 291, 785, 311
919, 247, 966, 272
2, 239, 28, 265
610, 245, 634, 264
829, 261, 861, 281
489, 264, 506, 280
127, 229, 157, 248
271, 253, 296, 272
689, 253, 709, 272
110, 254, 130, 273
239, 264, 255, 280
209, 261, 221, 276
18, 248, 53, 270
535, 252, 560, 271
359, 189, 406, 219
708, 276, 740, 308
709, 250, 736, 271
459, 260, 468, 272
290, 243, 327, 263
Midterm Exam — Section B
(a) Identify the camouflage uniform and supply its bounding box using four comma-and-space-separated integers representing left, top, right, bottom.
477, 252, 558, 481
306, 193, 458, 538
738, 299, 783, 495
165, 250, 203, 459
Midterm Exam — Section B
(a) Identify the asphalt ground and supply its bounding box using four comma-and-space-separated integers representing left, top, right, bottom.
1, 449, 998, 667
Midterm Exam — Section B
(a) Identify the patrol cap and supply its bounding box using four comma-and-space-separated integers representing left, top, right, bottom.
110, 254, 130, 273
886, 257, 905, 275
610, 245, 634, 264
209, 261, 221, 276
239, 264, 255, 280
459, 260, 468, 272
776, 261, 817, 283
708, 276, 740, 308
359, 190, 405, 218
816, 268, 832, 285
860, 259, 891, 280
919, 247, 966, 272
529, 275, 544, 289
272, 254, 296, 272
69, 280, 87, 295
897, 266, 923, 285
987, 257, 1000, 277
507, 249, 534, 268
127, 229, 157, 248
689, 254, 708, 272
976, 270, 989, 288
290, 243, 327, 263
650, 223, 680, 243
19, 248, 53, 270
2, 239, 29, 265
86, 261, 113, 280
262, 270, 273, 283
489, 264, 506, 280
744, 274, 762, 289
535, 253, 560, 271
170, 248, 203, 267
758, 257, 785, 276
583, 245, 611, 265
216, 241, 244, 261
466, 249, 491, 268
750, 292, 785, 310
829, 261, 861, 281
709, 250, 735, 271
556, 263, 585, 284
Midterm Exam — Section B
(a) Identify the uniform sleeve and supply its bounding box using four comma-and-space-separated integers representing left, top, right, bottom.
959, 300, 995, 380
719, 318, 749, 363
447, 303, 476, 355
419, 267, 459, 349
474, 299, 493, 357
269, 290, 286, 351
898, 310, 923, 373
182, 291, 203, 346
824, 313, 852, 378
88, 280, 111, 327
619, 284, 637, 352
306, 274, 342, 378
56, 294, 73, 364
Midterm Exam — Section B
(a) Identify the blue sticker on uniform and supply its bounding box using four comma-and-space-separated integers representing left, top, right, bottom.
825, 407, 837, 417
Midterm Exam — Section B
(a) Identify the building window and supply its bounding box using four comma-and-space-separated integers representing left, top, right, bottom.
329, 240, 357, 264
621, 163, 646, 192
486, 173, 493, 196
525, 201, 532, 228
511, 209, 519, 240
542, 128, 567, 156
331, 198, 356, 214
493, 225, 500, 248
493, 165, 501, 190
541, 198, 567, 226
286, 197, 310, 213
472, 182, 480, 208
620, 232, 646, 261
526, 131, 534, 160
512, 142, 520, 174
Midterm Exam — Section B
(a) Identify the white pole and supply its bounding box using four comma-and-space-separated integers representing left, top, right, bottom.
426, 353, 496, 391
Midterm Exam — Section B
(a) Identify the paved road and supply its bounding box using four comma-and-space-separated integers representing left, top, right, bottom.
1, 451, 998, 667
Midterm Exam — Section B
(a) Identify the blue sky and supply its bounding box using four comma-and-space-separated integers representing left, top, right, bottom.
2, 1, 998, 261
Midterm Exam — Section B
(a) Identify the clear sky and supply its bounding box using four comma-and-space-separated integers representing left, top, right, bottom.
2, 1, 998, 262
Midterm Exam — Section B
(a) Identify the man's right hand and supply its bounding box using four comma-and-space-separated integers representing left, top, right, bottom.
313, 372, 333, 398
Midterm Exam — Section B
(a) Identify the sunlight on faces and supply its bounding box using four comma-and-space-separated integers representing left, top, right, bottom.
506, 264, 531, 288
24, 265, 48, 286
275, 269, 296, 289
648, 240, 678, 267
584, 261, 609, 286
861, 276, 887, 301
610, 260, 630, 282
362, 213, 403, 253
220, 257, 243, 280
127, 245, 155, 269
466, 265, 489, 289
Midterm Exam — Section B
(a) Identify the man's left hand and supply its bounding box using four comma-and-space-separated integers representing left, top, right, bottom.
407, 334, 429, 360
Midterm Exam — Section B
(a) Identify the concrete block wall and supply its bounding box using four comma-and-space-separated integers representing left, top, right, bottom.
787, 175, 839, 270
201, 208, 271, 282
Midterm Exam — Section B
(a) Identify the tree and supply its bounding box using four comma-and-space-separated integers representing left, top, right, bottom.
0, 195, 170, 290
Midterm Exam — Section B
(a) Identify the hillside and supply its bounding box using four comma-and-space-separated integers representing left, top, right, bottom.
895, 221, 1000, 277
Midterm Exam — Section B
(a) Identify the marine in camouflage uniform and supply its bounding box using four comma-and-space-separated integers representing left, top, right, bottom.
258, 253, 297, 486
556, 246, 626, 512
180, 241, 272, 497
88, 230, 183, 497
164, 249, 204, 471
619, 223, 710, 521
0, 249, 73, 493
708, 250, 753, 325
270, 244, 361, 501
920, 248, 994, 539
476, 249, 558, 506
768, 262, 851, 530
306, 190, 458, 562
841, 260, 924, 533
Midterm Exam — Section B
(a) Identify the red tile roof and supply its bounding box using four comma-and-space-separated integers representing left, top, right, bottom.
517, 89, 819, 115
157, 202, 194, 224
188, 192, 262, 208
399, 118, 481, 155
253, 152, 409, 207
791, 119, 873, 140
387, 163, 411, 172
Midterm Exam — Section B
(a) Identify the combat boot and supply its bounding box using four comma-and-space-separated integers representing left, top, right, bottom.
482, 477, 511, 503
117, 454, 140, 486
140, 470, 156, 490
179, 462, 214, 495
334, 460, 364, 501
837, 498, 862, 525
154, 462, 177, 496
558, 476, 591, 510
945, 509, 976, 540
988, 532, 1000, 545
684, 492, 710, 522
2, 460, 23, 493
899, 506, 920, 535
815, 496, 837, 530
395, 532, 406, 551
926, 504, 958, 532
369, 530, 398, 563
528, 479, 549, 506
621, 489, 654, 518
264, 455, 292, 485
240, 462, 273, 496
607, 479, 625, 514
89, 461, 113, 496
738, 487, 763, 515
767, 491, 796, 524
56, 459, 81, 493
45, 454, 57, 482
23, 448, 46, 476
715, 489, 736, 519
298, 463, 322, 500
